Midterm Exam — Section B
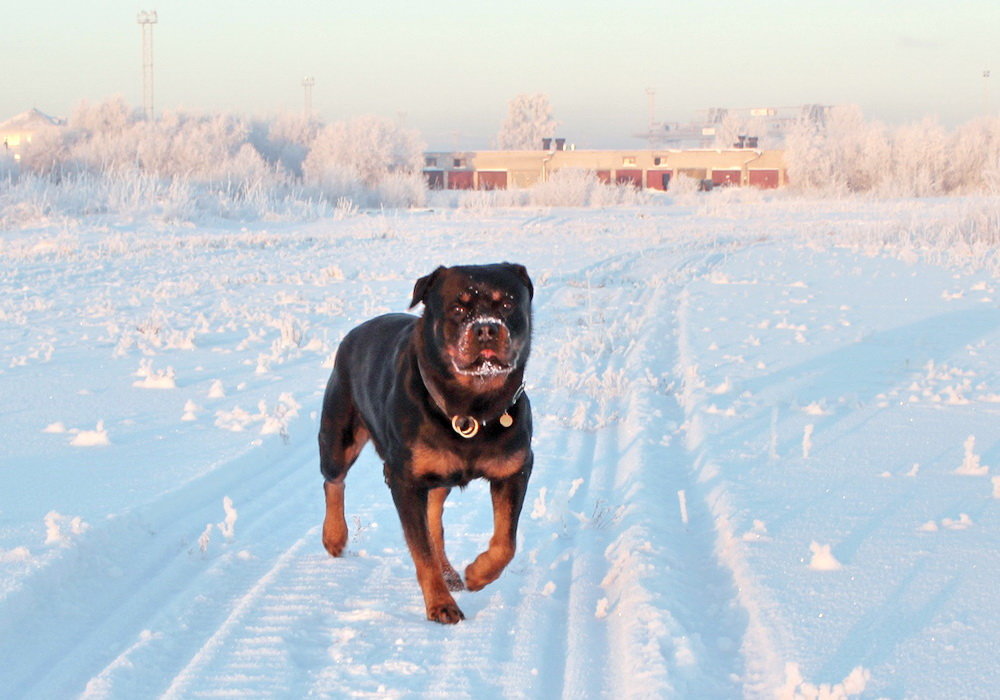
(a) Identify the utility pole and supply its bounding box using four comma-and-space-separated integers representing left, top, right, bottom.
646, 88, 656, 148
984, 69, 992, 116
302, 76, 315, 117
137, 10, 158, 120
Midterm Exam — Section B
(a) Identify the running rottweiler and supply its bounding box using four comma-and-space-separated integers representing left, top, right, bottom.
319, 263, 534, 624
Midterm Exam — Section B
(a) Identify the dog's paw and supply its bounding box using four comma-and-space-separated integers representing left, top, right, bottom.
464, 548, 511, 591
323, 538, 346, 557
322, 525, 347, 557
464, 572, 493, 592
427, 601, 465, 624
464, 565, 497, 592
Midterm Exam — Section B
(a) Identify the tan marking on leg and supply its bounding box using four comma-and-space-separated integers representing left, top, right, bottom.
465, 492, 516, 591
389, 480, 465, 624
465, 538, 514, 591
322, 480, 348, 557
413, 556, 465, 624
428, 487, 464, 591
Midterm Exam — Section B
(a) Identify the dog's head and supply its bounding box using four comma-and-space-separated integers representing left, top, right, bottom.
411, 263, 533, 389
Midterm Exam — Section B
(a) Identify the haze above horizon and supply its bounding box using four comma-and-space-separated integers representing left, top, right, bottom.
4, 0, 997, 149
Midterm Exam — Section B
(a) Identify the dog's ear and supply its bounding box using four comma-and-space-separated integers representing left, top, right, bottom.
504, 262, 533, 300
410, 266, 447, 309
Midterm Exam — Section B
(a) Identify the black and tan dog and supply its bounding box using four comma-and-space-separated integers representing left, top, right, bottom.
319, 263, 534, 623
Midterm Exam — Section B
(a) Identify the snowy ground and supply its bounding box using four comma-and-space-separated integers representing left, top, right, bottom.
1, 194, 997, 699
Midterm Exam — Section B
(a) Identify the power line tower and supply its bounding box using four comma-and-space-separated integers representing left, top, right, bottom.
302, 76, 315, 117
137, 10, 158, 120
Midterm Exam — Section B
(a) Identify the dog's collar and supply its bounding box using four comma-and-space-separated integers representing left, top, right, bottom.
417, 358, 524, 439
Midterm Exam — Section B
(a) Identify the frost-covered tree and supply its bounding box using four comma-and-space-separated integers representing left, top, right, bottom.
889, 117, 948, 197
947, 117, 1000, 193
825, 105, 890, 192
785, 105, 1000, 196
712, 112, 766, 149
785, 104, 890, 193
68, 96, 137, 134
496, 94, 559, 150
250, 113, 321, 177
783, 116, 830, 192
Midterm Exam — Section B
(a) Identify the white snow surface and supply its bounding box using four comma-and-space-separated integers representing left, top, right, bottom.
1, 196, 998, 698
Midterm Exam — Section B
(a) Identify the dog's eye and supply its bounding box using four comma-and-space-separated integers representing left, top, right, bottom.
499, 297, 514, 313
450, 303, 466, 318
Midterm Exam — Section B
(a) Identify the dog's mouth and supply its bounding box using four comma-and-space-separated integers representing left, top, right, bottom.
447, 317, 521, 378
451, 352, 516, 377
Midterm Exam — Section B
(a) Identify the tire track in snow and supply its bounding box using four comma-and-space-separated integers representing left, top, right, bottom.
574, 252, 745, 697
81, 444, 423, 698
160, 529, 317, 699
673, 285, 788, 696
0, 429, 319, 698
525, 245, 752, 696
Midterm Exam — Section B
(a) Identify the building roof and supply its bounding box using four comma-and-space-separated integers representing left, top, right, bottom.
0, 108, 64, 132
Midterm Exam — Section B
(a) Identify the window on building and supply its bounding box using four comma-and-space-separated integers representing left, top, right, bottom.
622, 156, 637, 166
425, 156, 438, 167
453, 158, 466, 168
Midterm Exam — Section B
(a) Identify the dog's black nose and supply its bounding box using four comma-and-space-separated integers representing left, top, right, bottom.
473, 321, 501, 342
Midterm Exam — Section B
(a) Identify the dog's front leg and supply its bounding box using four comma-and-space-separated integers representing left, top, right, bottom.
465, 461, 532, 591
388, 477, 465, 624
428, 487, 464, 591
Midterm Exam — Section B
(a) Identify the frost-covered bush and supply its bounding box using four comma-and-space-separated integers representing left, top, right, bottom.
377, 172, 428, 209
528, 168, 599, 206
302, 114, 425, 207
839, 196, 1000, 276
5, 98, 433, 222
0, 169, 332, 227
19, 97, 277, 195
528, 168, 650, 207
666, 174, 702, 198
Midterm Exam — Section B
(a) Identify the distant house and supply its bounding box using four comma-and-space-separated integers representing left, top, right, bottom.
0, 108, 64, 161
423, 144, 787, 191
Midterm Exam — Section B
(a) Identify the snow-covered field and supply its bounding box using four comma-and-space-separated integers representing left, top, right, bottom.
1, 193, 997, 698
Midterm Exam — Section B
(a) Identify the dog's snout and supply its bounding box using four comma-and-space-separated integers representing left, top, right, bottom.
474, 320, 501, 343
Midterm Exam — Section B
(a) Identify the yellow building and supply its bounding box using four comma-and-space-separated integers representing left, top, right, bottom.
423, 147, 787, 190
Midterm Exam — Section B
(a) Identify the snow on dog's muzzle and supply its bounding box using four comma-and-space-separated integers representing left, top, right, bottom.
452, 316, 516, 376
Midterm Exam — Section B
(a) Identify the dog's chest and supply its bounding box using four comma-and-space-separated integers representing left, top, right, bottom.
409, 441, 526, 485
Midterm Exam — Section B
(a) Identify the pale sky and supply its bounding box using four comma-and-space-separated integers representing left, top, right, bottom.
4, 1, 997, 149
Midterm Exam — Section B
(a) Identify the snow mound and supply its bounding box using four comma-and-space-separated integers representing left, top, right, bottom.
808, 541, 842, 571
132, 359, 177, 389
69, 420, 110, 447
954, 434, 989, 476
